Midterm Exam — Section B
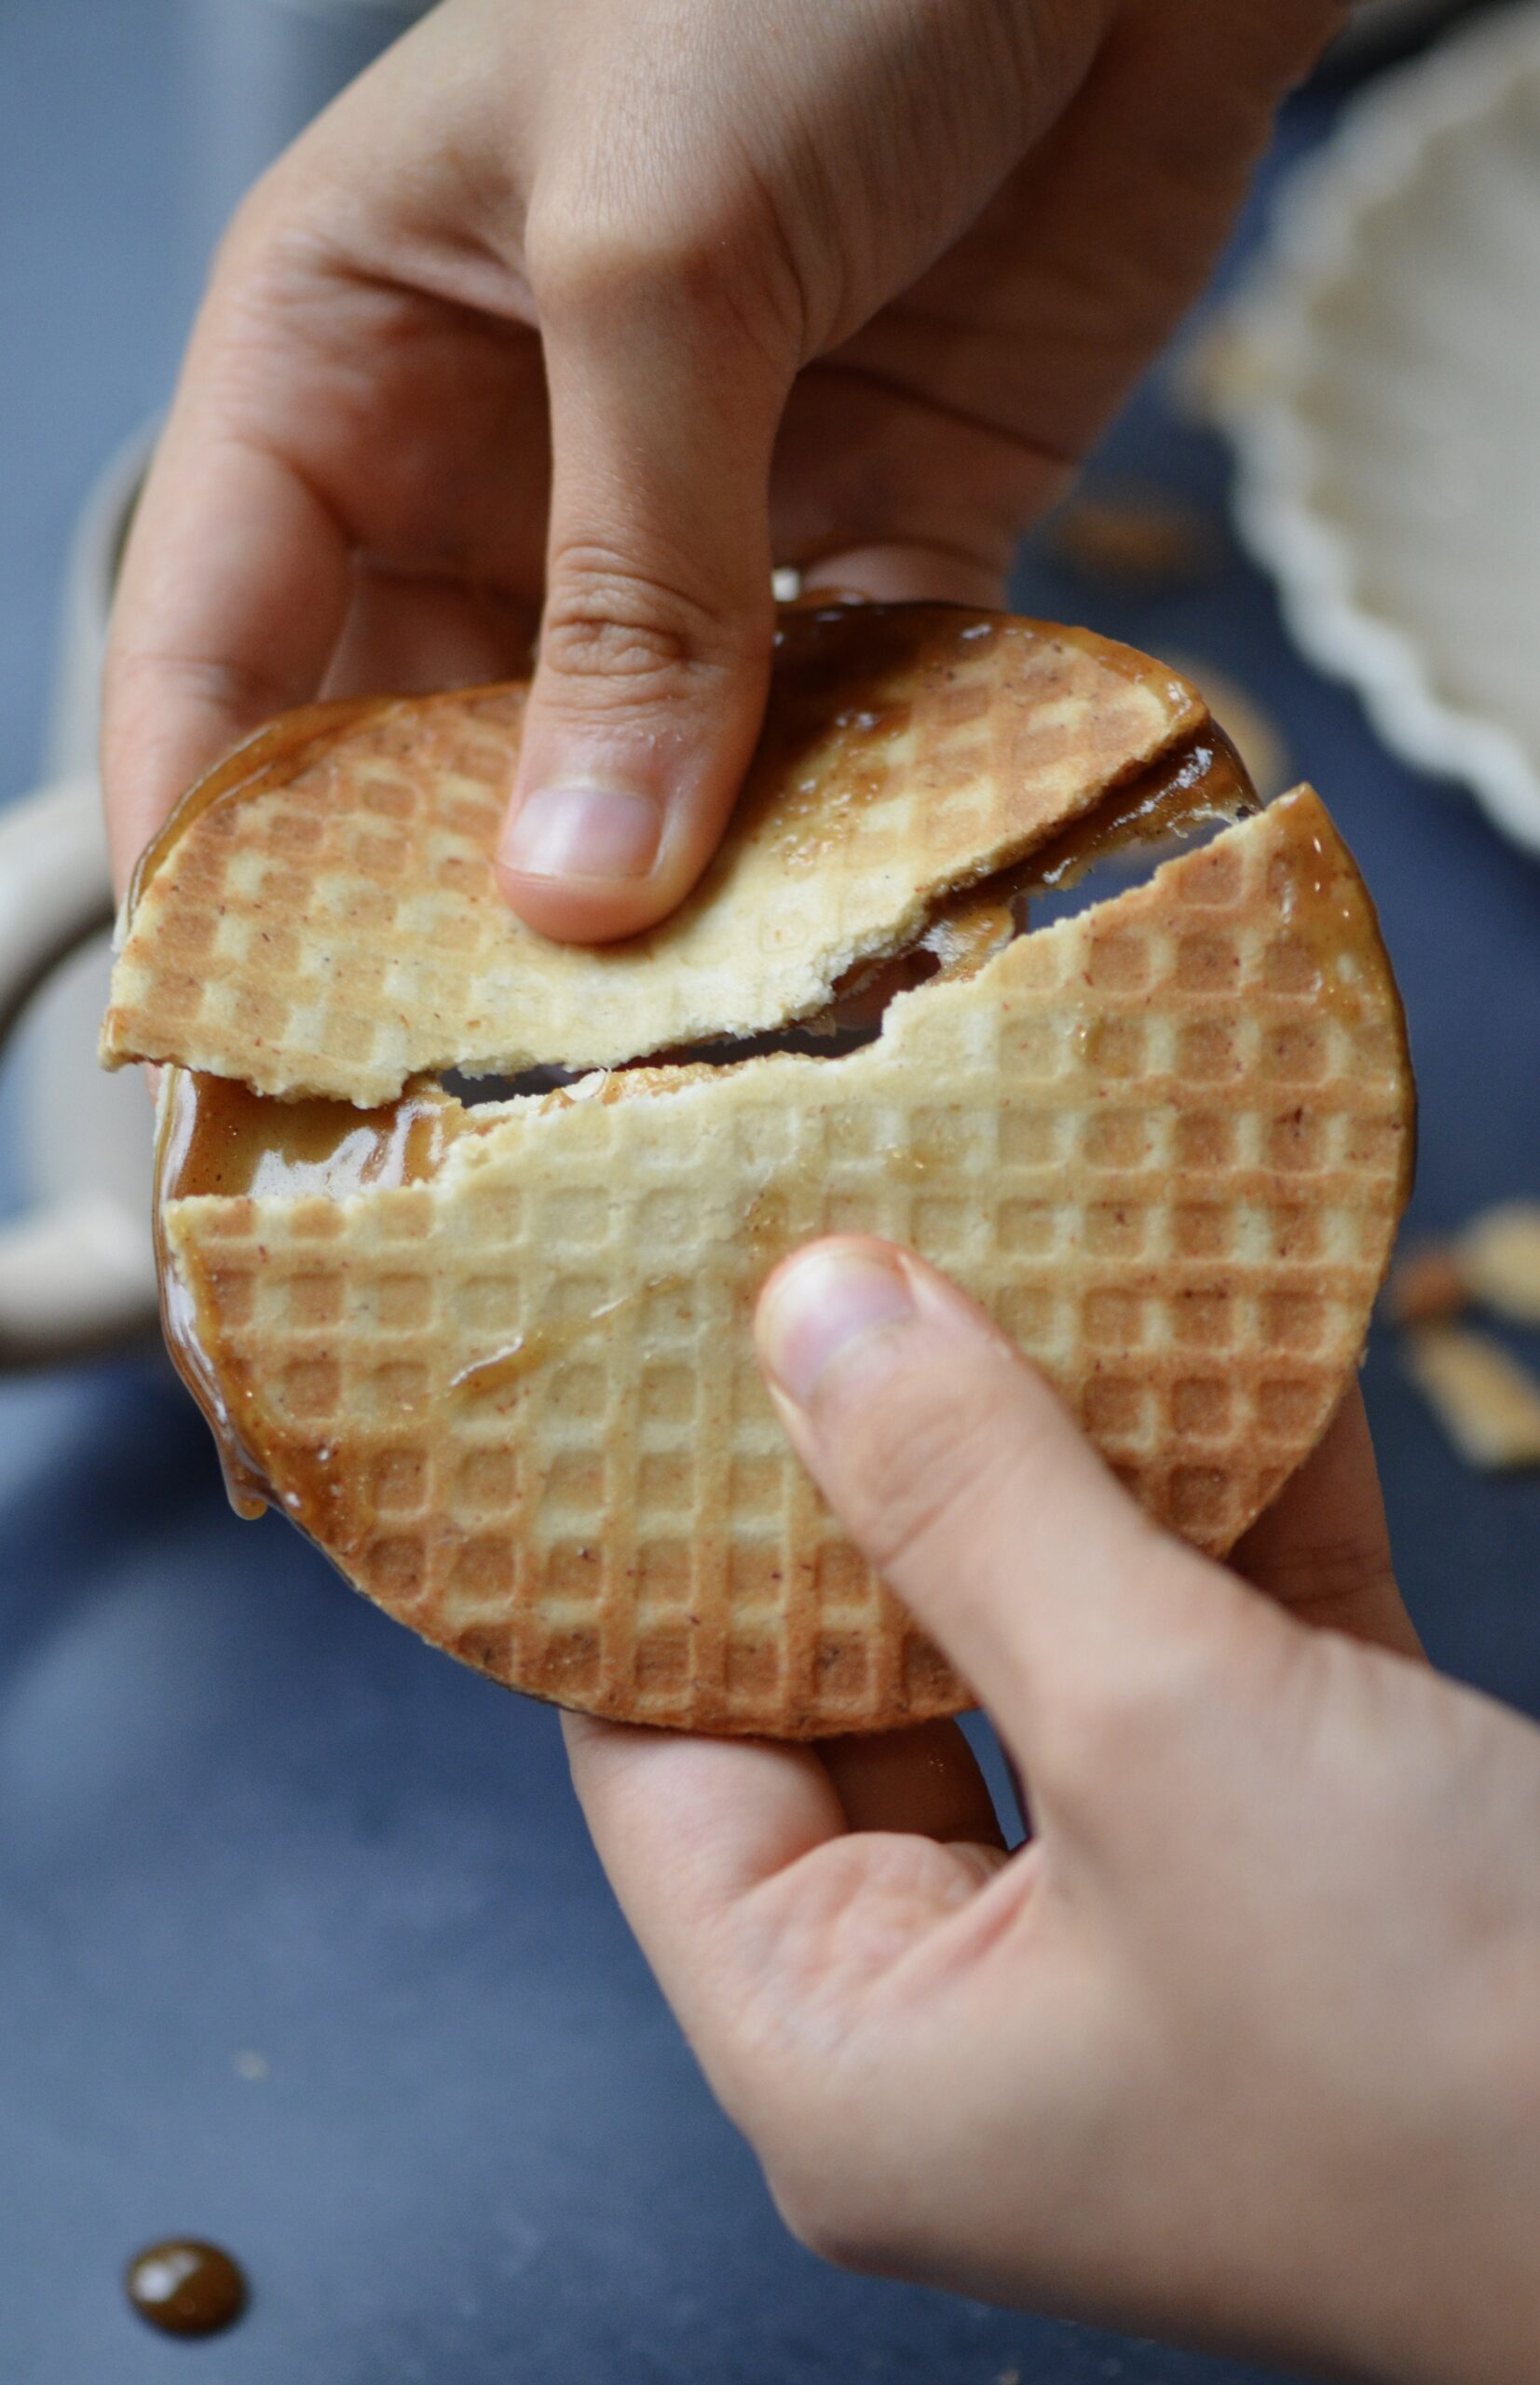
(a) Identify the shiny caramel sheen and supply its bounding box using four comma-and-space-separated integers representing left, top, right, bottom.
125, 2241, 247, 2338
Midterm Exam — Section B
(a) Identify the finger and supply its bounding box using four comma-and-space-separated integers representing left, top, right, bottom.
1232, 1383, 1422, 1659
102, 415, 351, 894
564, 1714, 999, 1957
771, 364, 1061, 606
563, 1711, 1007, 2080
496, 275, 785, 943
755, 1238, 1254, 1745
818, 1720, 1006, 1849
563, 1712, 844, 1947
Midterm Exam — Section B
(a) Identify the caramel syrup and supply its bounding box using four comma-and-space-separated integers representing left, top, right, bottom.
155, 1070, 465, 1517
450, 1273, 691, 1401
797, 721, 1256, 1025
125, 2240, 247, 2337
160, 1069, 457, 1202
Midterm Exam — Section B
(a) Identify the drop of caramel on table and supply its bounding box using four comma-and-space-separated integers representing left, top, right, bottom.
125, 2240, 247, 2337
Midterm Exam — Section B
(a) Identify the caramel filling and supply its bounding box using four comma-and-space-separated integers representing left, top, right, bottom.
805, 721, 1254, 1028
154, 1073, 474, 1515
156, 717, 1256, 1520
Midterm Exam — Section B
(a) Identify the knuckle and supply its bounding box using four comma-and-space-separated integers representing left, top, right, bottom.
207, 157, 314, 299
528, 197, 731, 316
526, 181, 802, 362
109, 644, 299, 732
538, 552, 757, 701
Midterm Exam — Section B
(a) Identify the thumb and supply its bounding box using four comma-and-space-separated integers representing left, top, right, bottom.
496, 281, 784, 942
755, 1237, 1261, 1751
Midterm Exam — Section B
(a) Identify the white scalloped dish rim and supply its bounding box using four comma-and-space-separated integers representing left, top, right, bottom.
1211, 5, 1540, 861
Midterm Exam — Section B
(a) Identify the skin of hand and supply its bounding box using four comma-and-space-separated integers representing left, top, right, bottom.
566, 1238, 1540, 2385
102, 0, 1345, 932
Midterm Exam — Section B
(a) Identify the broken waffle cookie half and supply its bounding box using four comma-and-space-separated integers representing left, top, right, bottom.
107, 604, 1414, 1737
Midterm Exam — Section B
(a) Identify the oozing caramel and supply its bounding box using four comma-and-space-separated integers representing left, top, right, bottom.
450, 1273, 692, 1401
1015, 722, 1254, 892
161, 1069, 459, 1202
155, 1070, 468, 1517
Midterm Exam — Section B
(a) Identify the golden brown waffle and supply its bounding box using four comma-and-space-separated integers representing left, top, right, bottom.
163, 788, 1412, 1736
102, 606, 1206, 1104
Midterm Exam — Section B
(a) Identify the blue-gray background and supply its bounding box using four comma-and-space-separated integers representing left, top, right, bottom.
1, 4, 1535, 2379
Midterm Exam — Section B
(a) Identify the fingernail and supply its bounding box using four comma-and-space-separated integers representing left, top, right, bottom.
758, 1245, 915, 1410
502, 785, 661, 881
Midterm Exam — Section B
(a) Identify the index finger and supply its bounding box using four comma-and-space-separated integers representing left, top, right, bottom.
1232, 1383, 1422, 1659
102, 406, 350, 892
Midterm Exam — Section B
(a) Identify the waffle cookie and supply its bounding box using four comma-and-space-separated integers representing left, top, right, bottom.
102, 606, 1207, 1104
160, 788, 1412, 1737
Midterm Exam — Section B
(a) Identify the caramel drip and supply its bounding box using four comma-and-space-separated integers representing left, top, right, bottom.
155, 1070, 466, 1517
155, 1072, 271, 1519
126, 2241, 247, 2338
1266, 806, 1399, 1029
450, 1274, 691, 1400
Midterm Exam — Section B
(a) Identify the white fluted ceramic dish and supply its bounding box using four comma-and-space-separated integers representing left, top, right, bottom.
1211, 4, 1540, 860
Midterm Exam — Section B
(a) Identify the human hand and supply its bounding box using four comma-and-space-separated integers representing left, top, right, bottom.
103, 0, 1343, 935
566, 1237, 1540, 2385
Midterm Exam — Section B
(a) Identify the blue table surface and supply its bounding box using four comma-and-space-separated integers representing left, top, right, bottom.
1, 7, 1536, 2380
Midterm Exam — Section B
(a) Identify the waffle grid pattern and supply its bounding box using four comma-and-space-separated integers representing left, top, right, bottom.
168, 790, 1411, 1736
105, 609, 1203, 1103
